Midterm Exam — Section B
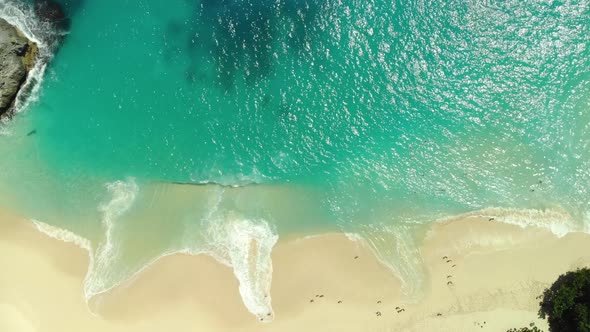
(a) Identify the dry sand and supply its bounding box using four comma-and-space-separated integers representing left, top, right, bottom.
1, 208, 590, 332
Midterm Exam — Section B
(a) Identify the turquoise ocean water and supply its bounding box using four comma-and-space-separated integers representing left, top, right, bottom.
0, 0, 589, 320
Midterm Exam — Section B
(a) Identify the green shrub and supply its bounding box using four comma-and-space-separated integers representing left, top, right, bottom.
538, 268, 590, 332
506, 327, 543, 332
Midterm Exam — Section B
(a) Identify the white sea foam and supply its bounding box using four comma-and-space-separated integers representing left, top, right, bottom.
353, 223, 425, 301
205, 212, 278, 322
30, 219, 97, 312
28, 179, 140, 306
344, 232, 364, 242
344, 206, 587, 302
471, 207, 582, 237
0, 0, 55, 114
190, 168, 276, 187
31, 219, 92, 253
28, 182, 279, 323
0, 1, 45, 45
181, 186, 224, 250
0, 124, 11, 136
422, 207, 590, 259
179, 187, 279, 321
84, 178, 139, 301
27, 191, 588, 323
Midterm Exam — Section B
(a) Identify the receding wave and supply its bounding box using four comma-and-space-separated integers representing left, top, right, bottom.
27, 179, 590, 320
31, 180, 278, 322
84, 178, 140, 300
343, 206, 589, 302
32, 218, 92, 252
472, 207, 583, 238
204, 210, 278, 321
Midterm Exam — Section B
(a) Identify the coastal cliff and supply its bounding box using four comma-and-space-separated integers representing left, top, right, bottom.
0, 17, 37, 117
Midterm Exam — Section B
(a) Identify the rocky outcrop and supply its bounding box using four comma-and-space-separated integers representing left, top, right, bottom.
0, 18, 38, 117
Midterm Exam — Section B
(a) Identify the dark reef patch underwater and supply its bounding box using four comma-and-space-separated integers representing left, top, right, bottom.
0, 0, 589, 321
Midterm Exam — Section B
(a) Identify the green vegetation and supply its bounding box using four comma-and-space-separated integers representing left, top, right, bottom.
508, 268, 590, 332
506, 324, 543, 332
538, 268, 590, 332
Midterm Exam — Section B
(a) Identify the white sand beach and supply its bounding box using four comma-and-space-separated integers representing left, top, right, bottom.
1, 208, 589, 331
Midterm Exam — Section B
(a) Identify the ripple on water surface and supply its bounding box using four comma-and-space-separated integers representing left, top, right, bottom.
0, 0, 588, 320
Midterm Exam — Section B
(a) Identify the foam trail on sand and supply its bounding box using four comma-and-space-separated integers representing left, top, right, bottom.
356, 223, 425, 300
344, 206, 587, 302
345, 232, 364, 243
28, 183, 280, 322
473, 207, 582, 237
84, 178, 139, 301
31, 219, 92, 253
26, 200, 589, 323
180, 187, 279, 321
28, 180, 140, 308
203, 197, 278, 322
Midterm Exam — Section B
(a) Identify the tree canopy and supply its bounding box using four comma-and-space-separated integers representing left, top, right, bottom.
538, 267, 590, 332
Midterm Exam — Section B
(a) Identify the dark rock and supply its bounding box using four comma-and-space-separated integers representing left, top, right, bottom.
0, 18, 38, 117
34, 0, 70, 31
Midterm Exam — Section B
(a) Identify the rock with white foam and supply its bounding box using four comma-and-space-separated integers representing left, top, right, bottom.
0, 17, 37, 116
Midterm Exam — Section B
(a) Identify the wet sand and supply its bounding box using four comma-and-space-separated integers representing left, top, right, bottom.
1, 208, 589, 331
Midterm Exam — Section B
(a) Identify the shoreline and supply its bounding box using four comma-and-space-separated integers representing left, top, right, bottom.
2, 208, 590, 331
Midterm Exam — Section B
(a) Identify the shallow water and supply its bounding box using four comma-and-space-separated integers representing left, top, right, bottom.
0, 0, 589, 320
